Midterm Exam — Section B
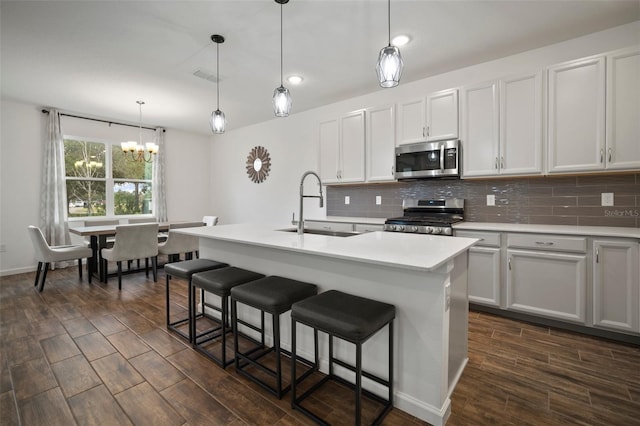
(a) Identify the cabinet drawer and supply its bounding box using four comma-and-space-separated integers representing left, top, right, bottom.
354, 223, 384, 232
304, 221, 354, 232
455, 230, 500, 247
507, 233, 586, 253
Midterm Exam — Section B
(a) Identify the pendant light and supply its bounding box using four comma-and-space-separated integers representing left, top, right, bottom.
273, 0, 292, 117
376, 0, 403, 88
210, 34, 226, 134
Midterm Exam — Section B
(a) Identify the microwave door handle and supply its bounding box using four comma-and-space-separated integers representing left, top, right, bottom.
440, 145, 445, 170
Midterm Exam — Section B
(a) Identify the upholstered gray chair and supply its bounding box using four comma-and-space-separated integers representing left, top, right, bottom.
158, 222, 204, 262
27, 225, 93, 292
101, 223, 159, 290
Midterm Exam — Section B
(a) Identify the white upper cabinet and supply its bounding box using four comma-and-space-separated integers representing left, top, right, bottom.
547, 55, 606, 173
462, 72, 543, 178
499, 71, 543, 175
318, 111, 365, 184
366, 104, 396, 182
397, 88, 458, 146
461, 80, 500, 177
606, 46, 640, 170
425, 88, 459, 142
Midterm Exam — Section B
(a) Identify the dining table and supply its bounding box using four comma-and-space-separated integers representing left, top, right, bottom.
69, 221, 198, 282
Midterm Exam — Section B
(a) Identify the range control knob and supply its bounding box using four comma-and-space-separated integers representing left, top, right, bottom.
432, 227, 442, 234
410, 226, 418, 232
426, 227, 434, 234
396, 225, 405, 232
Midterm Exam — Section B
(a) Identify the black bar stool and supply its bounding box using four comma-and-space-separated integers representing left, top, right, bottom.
290, 290, 395, 426
164, 258, 228, 342
190, 267, 265, 368
230, 276, 318, 399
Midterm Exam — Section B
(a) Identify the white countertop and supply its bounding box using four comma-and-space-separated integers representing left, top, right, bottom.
177, 223, 477, 272
453, 222, 640, 239
307, 216, 387, 225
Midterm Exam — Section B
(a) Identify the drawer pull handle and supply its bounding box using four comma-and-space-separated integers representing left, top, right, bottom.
535, 241, 554, 246
508, 257, 511, 270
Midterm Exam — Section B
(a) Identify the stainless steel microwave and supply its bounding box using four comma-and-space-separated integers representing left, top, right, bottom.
394, 139, 460, 180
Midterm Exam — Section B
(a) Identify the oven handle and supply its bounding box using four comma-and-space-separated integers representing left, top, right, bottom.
440, 145, 445, 170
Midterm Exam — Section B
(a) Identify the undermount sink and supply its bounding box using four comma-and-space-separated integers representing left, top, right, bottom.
278, 228, 362, 237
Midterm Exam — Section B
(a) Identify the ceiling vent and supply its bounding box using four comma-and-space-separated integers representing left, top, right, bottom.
193, 68, 220, 83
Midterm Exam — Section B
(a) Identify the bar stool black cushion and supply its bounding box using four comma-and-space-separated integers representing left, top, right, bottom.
190, 267, 265, 368
291, 290, 395, 426
292, 290, 396, 342
230, 276, 318, 399
165, 258, 228, 343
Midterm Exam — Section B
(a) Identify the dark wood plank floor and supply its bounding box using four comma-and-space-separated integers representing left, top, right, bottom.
1, 264, 639, 425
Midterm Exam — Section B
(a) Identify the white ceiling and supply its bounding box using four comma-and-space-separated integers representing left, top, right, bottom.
2, 1, 639, 136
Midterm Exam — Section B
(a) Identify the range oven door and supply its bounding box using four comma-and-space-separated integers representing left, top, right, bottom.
395, 139, 460, 179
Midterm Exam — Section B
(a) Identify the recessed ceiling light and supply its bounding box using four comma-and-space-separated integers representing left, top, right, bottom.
287, 75, 303, 85
392, 35, 410, 47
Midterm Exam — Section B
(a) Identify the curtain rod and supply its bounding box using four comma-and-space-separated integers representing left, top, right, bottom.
41, 109, 165, 132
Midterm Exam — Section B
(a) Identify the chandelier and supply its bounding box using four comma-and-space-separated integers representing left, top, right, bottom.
121, 100, 159, 163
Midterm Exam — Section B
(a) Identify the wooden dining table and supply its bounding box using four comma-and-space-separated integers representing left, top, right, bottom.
69, 222, 184, 282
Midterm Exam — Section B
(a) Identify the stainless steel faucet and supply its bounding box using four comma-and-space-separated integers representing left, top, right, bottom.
298, 171, 324, 235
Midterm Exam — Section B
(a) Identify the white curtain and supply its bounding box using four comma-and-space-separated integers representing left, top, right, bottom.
153, 127, 168, 222
40, 109, 72, 267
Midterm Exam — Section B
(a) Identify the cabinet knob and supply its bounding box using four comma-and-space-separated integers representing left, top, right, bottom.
600, 149, 604, 163
608, 148, 612, 163
495, 157, 499, 170
501, 156, 504, 169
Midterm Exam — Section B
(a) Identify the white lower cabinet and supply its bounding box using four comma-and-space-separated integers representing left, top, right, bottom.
455, 230, 501, 307
592, 239, 640, 333
506, 233, 587, 324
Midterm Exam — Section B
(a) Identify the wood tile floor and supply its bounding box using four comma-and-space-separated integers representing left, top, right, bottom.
1, 264, 639, 425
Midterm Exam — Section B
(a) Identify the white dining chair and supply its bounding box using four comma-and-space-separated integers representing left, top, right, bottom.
27, 225, 93, 292
203, 216, 218, 226
158, 224, 203, 263
101, 223, 159, 290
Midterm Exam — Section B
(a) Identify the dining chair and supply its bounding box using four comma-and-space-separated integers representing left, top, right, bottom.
101, 223, 159, 290
203, 216, 218, 226
158, 223, 203, 263
127, 217, 157, 224
27, 225, 93, 292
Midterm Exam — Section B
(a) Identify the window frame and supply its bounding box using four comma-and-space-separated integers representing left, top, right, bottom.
63, 134, 154, 221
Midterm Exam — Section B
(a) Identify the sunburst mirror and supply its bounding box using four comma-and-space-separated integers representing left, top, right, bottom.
246, 146, 271, 184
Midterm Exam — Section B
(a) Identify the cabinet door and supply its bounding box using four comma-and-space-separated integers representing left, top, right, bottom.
548, 56, 605, 173
366, 105, 396, 182
467, 246, 501, 307
592, 239, 639, 333
397, 98, 426, 145
499, 71, 543, 175
318, 119, 340, 183
506, 249, 586, 323
426, 89, 458, 142
606, 47, 640, 170
339, 111, 365, 183
461, 81, 500, 177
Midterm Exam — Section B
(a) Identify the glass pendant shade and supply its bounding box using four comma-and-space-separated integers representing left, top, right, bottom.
210, 109, 226, 133
273, 85, 292, 117
376, 45, 403, 88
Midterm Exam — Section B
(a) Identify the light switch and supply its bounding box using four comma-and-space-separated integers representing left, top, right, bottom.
376, 195, 382, 205
601, 192, 614, 206
344, 196, 350, 205
486, 195, 495, 206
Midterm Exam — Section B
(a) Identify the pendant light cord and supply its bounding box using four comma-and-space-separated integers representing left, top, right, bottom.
280, 2, 284, 87
387, 0, 391, 46
138, 101, 143, 145
216, 41, 220, 109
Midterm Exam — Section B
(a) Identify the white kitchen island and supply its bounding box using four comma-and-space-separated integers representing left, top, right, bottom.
176, 224, 477, 426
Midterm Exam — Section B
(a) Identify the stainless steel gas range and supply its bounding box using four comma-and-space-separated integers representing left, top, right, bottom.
383, 198, 464, 236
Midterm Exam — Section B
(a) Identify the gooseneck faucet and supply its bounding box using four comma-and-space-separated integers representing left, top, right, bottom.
298, 171, 324, 235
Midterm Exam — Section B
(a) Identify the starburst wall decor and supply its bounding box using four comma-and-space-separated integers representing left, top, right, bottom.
246, 146, 271, 183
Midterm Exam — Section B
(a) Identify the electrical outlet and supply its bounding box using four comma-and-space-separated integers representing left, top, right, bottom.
344, 196, 350, 205
0, 244, 6, 253
486, 195, 496, 206
375, 195, 382, 205
601, 192, 614, 206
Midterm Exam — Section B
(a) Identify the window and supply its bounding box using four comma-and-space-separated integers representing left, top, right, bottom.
64, 137, 153, 217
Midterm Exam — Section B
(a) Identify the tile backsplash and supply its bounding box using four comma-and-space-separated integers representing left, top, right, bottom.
326, 173, 640, 228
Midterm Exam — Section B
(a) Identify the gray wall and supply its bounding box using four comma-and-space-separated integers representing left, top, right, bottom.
327, 173, 640, 228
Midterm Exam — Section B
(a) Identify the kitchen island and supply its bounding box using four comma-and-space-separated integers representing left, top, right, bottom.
176, 224, 477, 426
